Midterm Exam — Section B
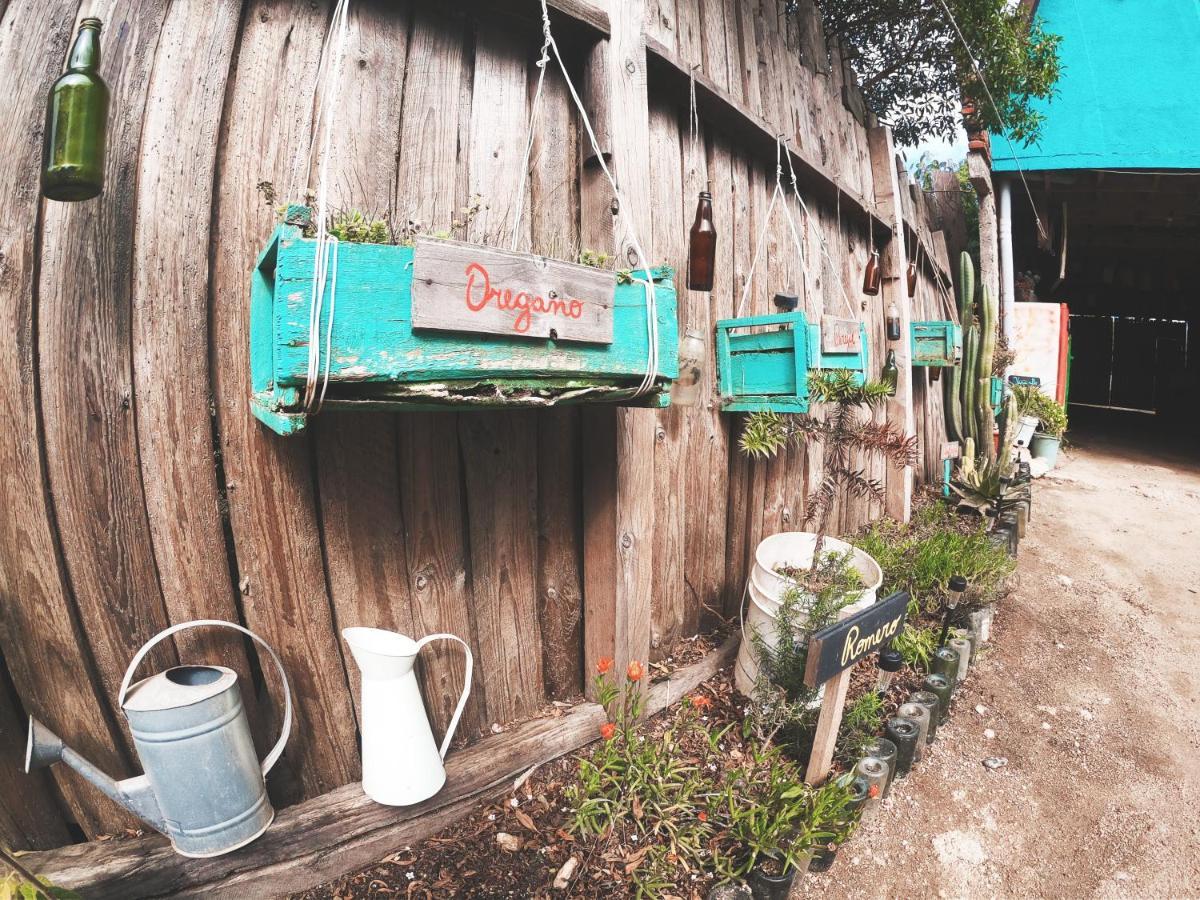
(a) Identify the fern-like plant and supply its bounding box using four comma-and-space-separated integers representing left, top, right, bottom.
739, 370, 917, 535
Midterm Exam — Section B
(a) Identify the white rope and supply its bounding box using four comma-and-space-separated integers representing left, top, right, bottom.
303, 0, 351, 413
531, 0, 659, 395
688, 67, 700, 175
508, 28, 551, 252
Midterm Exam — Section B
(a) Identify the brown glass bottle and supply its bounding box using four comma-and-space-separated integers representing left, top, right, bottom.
906, 259, 917, 297
687, 191, 716, 291
41, 18, 109, 202
862, 250, 881, 296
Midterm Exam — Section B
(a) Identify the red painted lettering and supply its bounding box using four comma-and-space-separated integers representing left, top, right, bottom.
461, 261, 586, 334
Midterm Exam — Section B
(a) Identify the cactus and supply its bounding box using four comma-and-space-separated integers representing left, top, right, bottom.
975, 285, 998, 464
943, 252, 1000, 465
961, 323, 979, 447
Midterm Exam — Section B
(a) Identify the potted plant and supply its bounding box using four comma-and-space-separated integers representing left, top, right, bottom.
1012, 385, 1067, 466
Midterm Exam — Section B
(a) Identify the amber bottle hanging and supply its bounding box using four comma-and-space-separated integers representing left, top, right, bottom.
862, 250, 881, 296
687, 191, 716, 291
906, 259, 918, 297
881, 349, 898, 396
886, 300, 901, 341
41, 18, 109, 202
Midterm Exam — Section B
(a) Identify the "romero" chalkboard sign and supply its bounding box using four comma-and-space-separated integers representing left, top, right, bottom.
802, 591, 910, 688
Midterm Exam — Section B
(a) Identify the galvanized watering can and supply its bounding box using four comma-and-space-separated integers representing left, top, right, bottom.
342, 627, 472, 806
25, 620, 292, 858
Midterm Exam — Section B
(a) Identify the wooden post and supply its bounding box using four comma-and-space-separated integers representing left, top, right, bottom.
968, 149, 1001, 314
804, 668, 854, 784
581, 2, 655, 693
867, 125, 914, 523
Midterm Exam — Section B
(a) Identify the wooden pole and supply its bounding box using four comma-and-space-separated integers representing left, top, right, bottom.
803, 667, 853, 784
580, 2, 655, 693
867, 125, 914, 523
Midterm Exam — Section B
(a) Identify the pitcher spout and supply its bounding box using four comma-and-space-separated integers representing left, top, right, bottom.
342, 627, 420, 678
26, 717, 166, 834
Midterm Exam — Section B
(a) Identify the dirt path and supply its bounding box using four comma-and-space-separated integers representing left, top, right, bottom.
798, 424, 1200, 899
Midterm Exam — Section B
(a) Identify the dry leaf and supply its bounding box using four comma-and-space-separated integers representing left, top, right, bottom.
624, 846, 650, 873
632, 794, 644, 820
514, 809, 536, 831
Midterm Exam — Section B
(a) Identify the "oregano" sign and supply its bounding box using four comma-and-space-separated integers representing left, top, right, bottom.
411, 237, 615, 344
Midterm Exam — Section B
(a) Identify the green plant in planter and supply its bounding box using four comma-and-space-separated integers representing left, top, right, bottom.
893, 621, 941, 670
1012, 384, 1067, 437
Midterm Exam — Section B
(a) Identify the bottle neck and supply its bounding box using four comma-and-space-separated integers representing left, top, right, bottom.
68, 25, 101, 72
693, 196, 712, 225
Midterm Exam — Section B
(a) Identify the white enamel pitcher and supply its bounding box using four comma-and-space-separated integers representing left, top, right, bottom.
342, 627, 473, 806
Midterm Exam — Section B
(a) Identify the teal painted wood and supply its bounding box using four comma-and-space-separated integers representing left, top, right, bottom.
911, 321, 963, 367
806, 322, 870, 383
990, 376, 1005, 414
249, 213, 678, 434
714, 312, 811, 413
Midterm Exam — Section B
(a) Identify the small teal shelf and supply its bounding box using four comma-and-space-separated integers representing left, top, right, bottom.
911, 321, 963, 367
714, 312, 869, 413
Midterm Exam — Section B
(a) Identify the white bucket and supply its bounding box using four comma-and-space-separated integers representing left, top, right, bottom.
735, 533, 883, 697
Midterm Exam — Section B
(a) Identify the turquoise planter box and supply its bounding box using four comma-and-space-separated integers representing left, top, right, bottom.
713, 313, 869, 413
911, 320, 963, 367
249, 210, 678, 435
990, 375, 1005, 413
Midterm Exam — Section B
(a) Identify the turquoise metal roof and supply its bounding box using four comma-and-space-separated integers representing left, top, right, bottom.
991, 0, 1200, 173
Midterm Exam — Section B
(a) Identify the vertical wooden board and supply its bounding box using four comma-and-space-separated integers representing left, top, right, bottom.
719, 0, 742, 104
752, 0, 783, 134
0, 665, 70, 850
462, 18, 544, 724
309, 1, 414, 728
645, 0, 678, 51
459, 412, 544, 724
690, 138, 732, 631
131, 0, 264, 738
530, 58, 583, 699
210, 0, 360, 802
38, 0, 178, 735
648, 100, 686, 658
0, 0, 137, 838
675, 0, 702, 70
733, 0, 762, 118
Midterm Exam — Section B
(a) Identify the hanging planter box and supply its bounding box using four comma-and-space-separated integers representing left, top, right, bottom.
713, 313, 869, 413
990, 376, 1005, 413
911, 320, 963, 367
250, 207, 678, 435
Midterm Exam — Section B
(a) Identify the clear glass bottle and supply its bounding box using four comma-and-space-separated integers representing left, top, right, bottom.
42, 18, 109, 202
886, 301, 901, 341
687, 192, 716, 291
862, 250, 881, 296
670, 328, 706, 407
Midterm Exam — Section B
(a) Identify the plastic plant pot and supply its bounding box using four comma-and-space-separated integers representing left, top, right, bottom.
746, 859, 796, 899
1029, 432, 1060, 467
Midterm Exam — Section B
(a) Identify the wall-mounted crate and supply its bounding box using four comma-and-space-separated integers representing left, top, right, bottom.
990, 375, 1005, 413
713, 313, 869, 413
911, 320, 963, 367
806, 317, 869, 379
250, 208, 678, 435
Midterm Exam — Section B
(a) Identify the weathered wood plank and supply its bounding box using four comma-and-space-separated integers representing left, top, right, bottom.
210, 0, 360, 802
0, 665, 70, 849
38, 0, 177, 743
698, 0, 730, 93
131, 0, 264, 742
25, 641, 738, 900
675, 0, 702, 69
0, 0, 137, 838
732, 0, 762, 118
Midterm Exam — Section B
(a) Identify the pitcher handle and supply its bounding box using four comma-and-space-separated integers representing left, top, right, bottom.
414, 633, 474, 760
117, 619, 293, 777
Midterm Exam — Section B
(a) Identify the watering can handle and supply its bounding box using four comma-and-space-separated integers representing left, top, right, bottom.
117, 620, 293, 777
414, 633, 473, 760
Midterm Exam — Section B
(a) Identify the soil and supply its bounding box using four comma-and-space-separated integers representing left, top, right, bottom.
797, 418, 1200, 898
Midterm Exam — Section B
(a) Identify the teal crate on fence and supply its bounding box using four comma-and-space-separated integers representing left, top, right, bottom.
713, 314, 869, 413
911, 320, 963, 367
990, 376, 1005, 413
714, 312, 811, 413
250, 207, 678, 435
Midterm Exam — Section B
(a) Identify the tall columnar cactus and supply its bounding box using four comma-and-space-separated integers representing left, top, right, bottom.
944, 251, 999, 463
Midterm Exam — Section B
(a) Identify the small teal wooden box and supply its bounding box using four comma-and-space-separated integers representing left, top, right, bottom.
714, 313, 869, 413
250, 210, 678, 435
990, 375, 1005, 413
911, 320, 963, 367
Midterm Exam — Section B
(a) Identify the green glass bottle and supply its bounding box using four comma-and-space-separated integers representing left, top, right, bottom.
881, 348, 898, 395
41, 18, 109, 202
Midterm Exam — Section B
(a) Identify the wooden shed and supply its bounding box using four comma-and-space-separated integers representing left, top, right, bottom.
0, 0, 959, 893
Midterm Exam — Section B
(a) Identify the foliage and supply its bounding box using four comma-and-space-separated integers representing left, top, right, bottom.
327, 210, 390, 244
853, 501, 1014, 612
892, 621, 940, 670
739, 371, 917, 534
807, 0, 1062, 147
1012, 384, 1067, 437
0, 847, 80, 900
837, 690, 885, 761
912, 155, 979, 263
578, 248, 612, 269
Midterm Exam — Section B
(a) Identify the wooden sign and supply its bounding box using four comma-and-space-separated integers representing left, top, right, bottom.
411, 236, 615, 343
802, 591, 910, 689
940, 441, 961, 461
803, 591, 910, 785
820, 315, 861, 354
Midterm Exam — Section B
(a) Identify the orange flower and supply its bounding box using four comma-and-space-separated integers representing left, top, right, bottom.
690, 694, 713, 710
626, 660, 644, 682
596, 657, 614, 675
868, 784, 880, 799
697, 810, 708, 822
600, 722, 616, 740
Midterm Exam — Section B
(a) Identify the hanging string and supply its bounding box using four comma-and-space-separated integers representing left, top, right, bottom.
688, 67, 700, 178
303, 0, 351, 413
735, 138, 803, 317
508, 26, 552, 252
932, 0, 1046, 243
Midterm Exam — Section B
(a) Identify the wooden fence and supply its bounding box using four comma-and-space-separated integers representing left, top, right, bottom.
0, 0, 957, 852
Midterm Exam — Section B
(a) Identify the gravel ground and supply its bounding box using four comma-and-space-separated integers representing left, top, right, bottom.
796, 416, 1200, 899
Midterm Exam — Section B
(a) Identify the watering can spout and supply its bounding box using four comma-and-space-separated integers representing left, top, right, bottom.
26, 716, 166, 834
